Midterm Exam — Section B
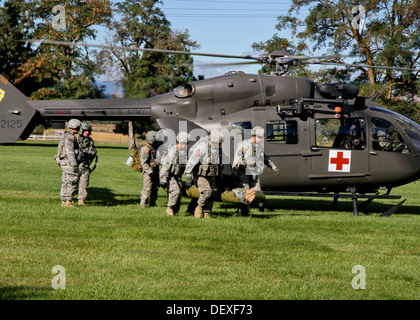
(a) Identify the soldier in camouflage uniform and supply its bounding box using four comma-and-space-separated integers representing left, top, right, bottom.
77, 122, 98, 205
233, 126, 280, 215
159, 132, 189, 216
54, 119, 81, 208
140, 131, 161, 208
184, 132, 224, 219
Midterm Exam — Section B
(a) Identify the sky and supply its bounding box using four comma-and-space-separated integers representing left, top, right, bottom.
97, 0, 312, 95
159, 0, 300, 78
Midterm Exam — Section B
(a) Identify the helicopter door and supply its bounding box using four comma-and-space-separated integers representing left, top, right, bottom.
257, 116, 303, 189
369, 117, 413, 185
309, 117, 369, 180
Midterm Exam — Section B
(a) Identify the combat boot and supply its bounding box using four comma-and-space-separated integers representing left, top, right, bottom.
64, 200, 74, 208
166, 207, 174, 216
194, 205, 203, 219
78, 199, 85, 205
61, 201, 66, 207
204, 212, 211, 219
149, 200, 157, 207
241, 205, 250, 216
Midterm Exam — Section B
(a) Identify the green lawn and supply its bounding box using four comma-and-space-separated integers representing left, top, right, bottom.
0, 142, 419, 300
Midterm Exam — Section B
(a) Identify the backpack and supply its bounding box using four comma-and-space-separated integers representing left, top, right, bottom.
54, 132, 66, 162
131, 147, 143, 172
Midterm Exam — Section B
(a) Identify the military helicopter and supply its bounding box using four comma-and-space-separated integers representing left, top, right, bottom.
1, 39, 420, 216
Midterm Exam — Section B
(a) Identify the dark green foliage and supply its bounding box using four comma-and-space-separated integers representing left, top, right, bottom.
106, 0, 198, 99
257, 0, 420, 122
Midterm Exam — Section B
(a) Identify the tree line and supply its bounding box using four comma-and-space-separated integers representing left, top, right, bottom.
252, 0, 419, 123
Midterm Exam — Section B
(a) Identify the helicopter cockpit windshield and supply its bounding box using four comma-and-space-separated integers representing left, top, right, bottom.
174, 84, 195, 98
393, 113, 420, 152
370, 106, 420, 153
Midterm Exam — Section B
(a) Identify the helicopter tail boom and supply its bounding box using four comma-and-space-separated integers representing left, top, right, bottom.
0, 75, 38, 144
0, 75, 154, 144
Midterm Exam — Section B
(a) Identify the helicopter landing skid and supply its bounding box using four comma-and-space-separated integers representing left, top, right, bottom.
264, 190, 405, 216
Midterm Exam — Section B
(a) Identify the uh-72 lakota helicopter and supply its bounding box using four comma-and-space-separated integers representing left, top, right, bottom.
1, 39, 420, 216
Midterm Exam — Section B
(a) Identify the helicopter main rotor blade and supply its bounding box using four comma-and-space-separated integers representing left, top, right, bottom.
306, 60, 420, 72
20, 39, 419, 72
20, 39, 262, 61
194, 61, 260, 67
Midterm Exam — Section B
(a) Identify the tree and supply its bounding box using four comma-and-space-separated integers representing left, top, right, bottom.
107, 0, 198, 98
276, 0, 419, 88
272, 0, 419, 121
0, 0, 36, 96
105, 0, 198, 148
13, 0, 113, 100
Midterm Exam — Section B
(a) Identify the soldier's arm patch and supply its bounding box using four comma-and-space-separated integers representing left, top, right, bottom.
144, 149, 149, 155
195, 152, 201, 157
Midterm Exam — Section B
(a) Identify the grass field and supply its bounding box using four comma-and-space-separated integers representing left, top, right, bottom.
0, 142, 419, 300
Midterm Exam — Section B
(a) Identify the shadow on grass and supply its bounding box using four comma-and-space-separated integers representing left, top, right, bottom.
214, 197, 420, 218
87, 187, 139, 206
86, 187, 173, 207
82, 187, 420, 217
0, 285, 52, 300
264, 197, 420, 216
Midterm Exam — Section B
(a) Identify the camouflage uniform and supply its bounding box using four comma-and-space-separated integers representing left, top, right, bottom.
140, 141, 160, 208
159, 141, 187, 215
184, 137, 206, 213
233, 126, 279, 214
55, 119, 81, 207
77, 127, 97, 204
185, 135, 223, 218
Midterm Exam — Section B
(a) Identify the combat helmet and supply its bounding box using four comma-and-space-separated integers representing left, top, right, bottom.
79, 122, 92, 135
177, 131, 190, 144
68, 119, 81, 130
146, 131, 158, 145
251, 126, 265, 137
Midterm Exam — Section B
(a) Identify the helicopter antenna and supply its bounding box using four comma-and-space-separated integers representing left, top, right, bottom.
368, 86, 388, 102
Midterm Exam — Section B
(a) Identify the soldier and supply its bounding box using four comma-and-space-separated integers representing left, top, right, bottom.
140, 131, 161, 208
54, 118, 81, 208
184, 132, 224, 219
160, 132, 189, 216
232, 126, 280, 215
77, 122, 98, 205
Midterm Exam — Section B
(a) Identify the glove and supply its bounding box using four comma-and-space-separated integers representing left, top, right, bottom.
274, 167, 280, 176
185, 175, 193, 188
160, 181, 167, 190
73, 166, 79, 174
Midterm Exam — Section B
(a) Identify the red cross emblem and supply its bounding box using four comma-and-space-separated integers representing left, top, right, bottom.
328, 150, 351, 172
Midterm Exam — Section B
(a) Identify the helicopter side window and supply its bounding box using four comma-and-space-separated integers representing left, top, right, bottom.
266, 120, 298, 144
315, 118, 366, 149
232, 122, 252, 140
371, 118, 409, 154
174, 84, 195, 98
